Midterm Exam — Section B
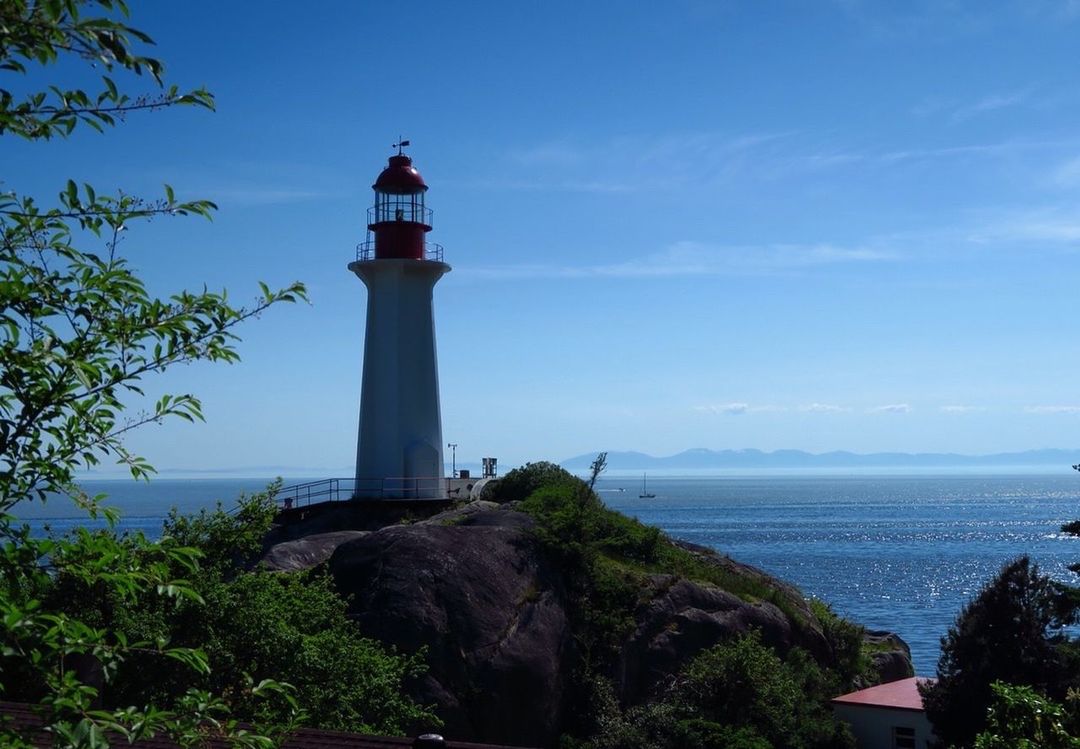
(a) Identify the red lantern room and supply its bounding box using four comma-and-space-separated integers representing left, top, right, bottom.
359, 141, 441, 261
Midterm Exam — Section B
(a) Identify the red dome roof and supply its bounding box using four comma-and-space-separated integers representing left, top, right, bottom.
373, 154, 427, 194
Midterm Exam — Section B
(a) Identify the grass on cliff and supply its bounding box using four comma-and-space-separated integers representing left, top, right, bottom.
491, 462, 868, 680
501, 463, 830, 614
561, 488, 802, 620
502, 463, 795, 608
491, 461, 868, 747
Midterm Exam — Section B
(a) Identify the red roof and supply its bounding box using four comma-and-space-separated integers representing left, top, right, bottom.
831, 677, 934, 713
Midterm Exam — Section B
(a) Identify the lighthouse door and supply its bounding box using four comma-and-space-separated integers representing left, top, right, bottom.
405, 441, 440, 498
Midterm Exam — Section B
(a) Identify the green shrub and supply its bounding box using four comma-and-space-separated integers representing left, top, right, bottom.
673, 720, 771, 749
809, 598, 872, 686
677, 630, 800, 743
585, 632, 854, 749
485, 461, 586, 503
973, 682, 1079, 749
42, 497, 437, 736
674, 632, 855, 749
163, 482, 280, 572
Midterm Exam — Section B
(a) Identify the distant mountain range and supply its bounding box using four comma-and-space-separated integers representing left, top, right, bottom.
561, 448, 1080, 471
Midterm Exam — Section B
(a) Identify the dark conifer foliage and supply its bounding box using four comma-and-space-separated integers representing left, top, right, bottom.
921, 556, 1080, 748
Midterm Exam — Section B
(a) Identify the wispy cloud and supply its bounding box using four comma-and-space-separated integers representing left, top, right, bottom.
869, 404, 911, 414
466, 240, 896, 280
912, 90, 1033, 122
695, 403, 787, 415
950, 90, 1032, 123
1025, 405, 1080, 414
497, 128, 1078, 194
830, 2, 1001, 43
799, 403, 848, 414
482, 179, 638, 194
1052, 155, 1080, 186
940, 405, 985, 413
696, 403, 750, 415
496, 131, 858, 193
201, 187, 333, 206
879, 137, 1066, 165
1059, 0, 1080, 19
966, 206, 1080, 244
1027, 0, 1080, 21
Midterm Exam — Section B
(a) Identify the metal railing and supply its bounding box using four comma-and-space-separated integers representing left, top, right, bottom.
274, 476, 452, 509
275, 478, 353, 508
354, 241, 444, 262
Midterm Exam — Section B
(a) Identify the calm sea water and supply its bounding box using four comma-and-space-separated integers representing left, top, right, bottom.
14, 473, 1080, 675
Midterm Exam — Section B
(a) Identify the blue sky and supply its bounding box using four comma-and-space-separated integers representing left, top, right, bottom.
7, 0, 1080, 473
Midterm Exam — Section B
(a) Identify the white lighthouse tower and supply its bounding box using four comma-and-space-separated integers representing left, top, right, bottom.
350, 144, 449, 499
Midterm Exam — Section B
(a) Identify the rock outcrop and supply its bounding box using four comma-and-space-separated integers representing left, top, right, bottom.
863, 629, 916, 685
260, 500, 914, 746
327, 516, 571, 746
260, 530, 369, 572
616, 575, 820, 705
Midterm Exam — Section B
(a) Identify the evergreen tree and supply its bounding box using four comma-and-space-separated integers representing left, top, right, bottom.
921, 556, 1080, 748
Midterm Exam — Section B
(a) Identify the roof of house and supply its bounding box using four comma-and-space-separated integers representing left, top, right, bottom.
0, 702, 535, 749
831, 677, 935, 713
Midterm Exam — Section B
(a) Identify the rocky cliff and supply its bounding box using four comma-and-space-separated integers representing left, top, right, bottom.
261, 495, 912, 747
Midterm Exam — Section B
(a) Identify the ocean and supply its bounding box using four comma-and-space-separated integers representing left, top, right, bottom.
14, 472, 1080, 676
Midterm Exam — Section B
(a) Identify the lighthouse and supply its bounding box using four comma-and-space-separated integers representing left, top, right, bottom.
350, 144, 449, 499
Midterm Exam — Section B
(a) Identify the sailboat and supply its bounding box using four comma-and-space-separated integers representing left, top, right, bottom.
639, 473, 656, 499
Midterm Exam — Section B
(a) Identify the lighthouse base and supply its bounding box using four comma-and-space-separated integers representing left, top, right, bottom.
352, 474, 447, 500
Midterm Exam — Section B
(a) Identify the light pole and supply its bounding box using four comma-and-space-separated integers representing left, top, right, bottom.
447, 443, 458, 478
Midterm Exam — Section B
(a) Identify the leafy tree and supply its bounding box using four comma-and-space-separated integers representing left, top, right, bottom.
973, 682, 1080, 749
1, 1, 304, 507
921, 556, 1080, 749
0, 1, 308, 745
162, 482, 282, 574
139, 569, 433, 734
102, 494, 437, 734
15, 491, 438, 738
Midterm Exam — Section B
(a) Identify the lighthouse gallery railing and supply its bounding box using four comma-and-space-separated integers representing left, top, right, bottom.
355, 241, 444, 262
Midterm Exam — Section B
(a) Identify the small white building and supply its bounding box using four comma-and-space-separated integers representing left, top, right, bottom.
831, 677, 937, 749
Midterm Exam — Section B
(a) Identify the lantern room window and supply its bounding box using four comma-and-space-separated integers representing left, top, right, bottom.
373, 189, 428, 225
